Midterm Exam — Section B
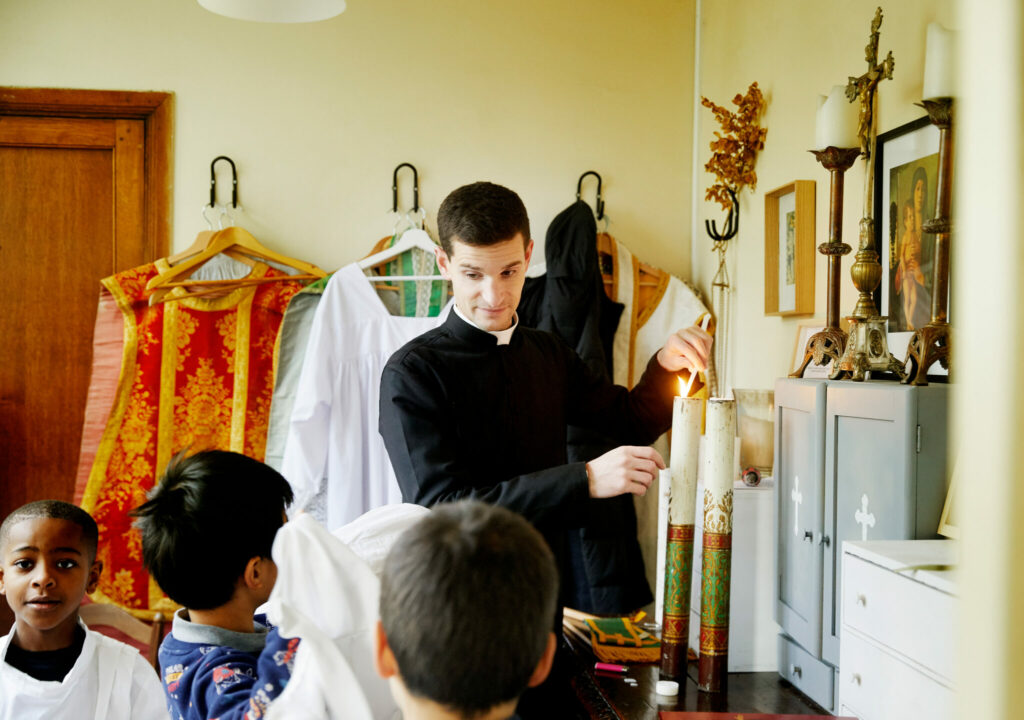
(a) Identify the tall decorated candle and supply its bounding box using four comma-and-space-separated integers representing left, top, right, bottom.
698, 398, 736, 693
660, 386, 702, 681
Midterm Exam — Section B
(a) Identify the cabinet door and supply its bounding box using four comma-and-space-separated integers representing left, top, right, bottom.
822, 382, 918, 665
774, 379, 827, 654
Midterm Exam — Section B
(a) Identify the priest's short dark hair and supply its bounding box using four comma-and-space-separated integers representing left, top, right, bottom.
379, 499, 558, 716
130, 449, 293, 610
437, 181, 531, 256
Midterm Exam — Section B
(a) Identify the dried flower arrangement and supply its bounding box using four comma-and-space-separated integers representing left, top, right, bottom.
701, 82, 768, 211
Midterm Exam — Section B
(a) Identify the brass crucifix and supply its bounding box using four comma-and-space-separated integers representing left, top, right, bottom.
845, 6, 895, 159
833, 5, 906, 380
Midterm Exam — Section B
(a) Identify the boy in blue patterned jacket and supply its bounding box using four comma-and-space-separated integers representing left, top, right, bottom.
131, 450, 299, 720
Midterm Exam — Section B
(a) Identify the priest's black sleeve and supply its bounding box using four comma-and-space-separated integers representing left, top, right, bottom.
379, 357, 591, 529
562, 342, 682, 444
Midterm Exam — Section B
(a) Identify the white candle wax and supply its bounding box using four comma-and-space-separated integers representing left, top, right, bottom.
655, 466, 671, 624
814, 85, 859, 150
704, 399, 737, 532
669, 395, 703, 525
923, 22, 955, 100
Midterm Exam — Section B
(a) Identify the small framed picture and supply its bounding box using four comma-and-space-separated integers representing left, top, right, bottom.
790, 318, 851, 379
873, 116, 946, 371
791, 322, 830, 379
765, 181, 815, 316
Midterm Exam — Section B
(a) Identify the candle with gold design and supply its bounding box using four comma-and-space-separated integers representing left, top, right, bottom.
660, 390, 702, 680
698, 398, 736, 693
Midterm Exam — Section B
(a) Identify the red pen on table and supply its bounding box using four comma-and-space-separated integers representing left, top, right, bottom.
594, 662, 628, 673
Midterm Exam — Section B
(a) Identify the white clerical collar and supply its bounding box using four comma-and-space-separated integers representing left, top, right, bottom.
454, 305, 518, 345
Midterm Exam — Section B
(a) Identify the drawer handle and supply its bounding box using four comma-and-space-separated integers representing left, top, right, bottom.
790, 665, 802, 678
851, 673, 862, 686
856, 594, 867, 607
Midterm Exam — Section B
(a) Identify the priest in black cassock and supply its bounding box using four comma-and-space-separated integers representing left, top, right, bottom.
378, 181, 711, 715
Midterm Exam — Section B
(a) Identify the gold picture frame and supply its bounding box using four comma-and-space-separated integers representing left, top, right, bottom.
765, 180, 815, 316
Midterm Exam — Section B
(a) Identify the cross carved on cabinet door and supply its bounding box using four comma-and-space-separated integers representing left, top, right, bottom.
855, 493, 876, 541
791, 476, 802, 536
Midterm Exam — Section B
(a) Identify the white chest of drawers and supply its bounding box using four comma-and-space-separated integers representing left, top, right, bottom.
839, 540, 957, 720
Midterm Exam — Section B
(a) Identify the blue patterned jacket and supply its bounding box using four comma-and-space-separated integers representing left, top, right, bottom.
158, 610, 299, 720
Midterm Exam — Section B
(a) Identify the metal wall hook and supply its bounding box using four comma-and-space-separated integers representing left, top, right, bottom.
705, 187, 739, 242
576, 170, 605, 220
210, 156, 238, 208
392, 162, 420, 214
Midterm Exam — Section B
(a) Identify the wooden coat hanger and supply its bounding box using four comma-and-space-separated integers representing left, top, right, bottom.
147, 227, 326, 305
166, 229, 216, 266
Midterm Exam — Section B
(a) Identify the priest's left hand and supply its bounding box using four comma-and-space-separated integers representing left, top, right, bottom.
656, 324, 713, 374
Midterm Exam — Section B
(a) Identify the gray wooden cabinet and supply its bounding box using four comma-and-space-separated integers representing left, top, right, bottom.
773, 378, 950, 713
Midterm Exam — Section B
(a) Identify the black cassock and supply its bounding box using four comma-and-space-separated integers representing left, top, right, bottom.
378, 309, 678, 608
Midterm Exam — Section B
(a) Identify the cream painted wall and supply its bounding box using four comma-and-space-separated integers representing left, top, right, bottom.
694, 0, 955, 393
0, 0, 696, 278
955, 2, 1023, 717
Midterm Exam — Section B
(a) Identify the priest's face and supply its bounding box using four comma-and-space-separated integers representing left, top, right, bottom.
436, 234, 534, 332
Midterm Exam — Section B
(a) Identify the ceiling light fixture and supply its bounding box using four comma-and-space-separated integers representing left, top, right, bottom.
198, 0, 346, 23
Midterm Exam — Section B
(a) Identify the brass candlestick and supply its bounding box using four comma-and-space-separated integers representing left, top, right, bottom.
903, 97, 953, 385
791, 146, 859, 378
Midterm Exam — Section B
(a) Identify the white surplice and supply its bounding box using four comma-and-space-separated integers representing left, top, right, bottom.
0, 624, 168, 720
280, 263, 451, 528
264, 507, 428, 720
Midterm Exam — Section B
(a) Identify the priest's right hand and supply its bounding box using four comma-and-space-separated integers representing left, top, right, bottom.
585, 446, 666, 498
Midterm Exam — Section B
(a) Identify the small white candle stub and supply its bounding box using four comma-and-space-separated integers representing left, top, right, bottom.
923, 22, 955, 100
815, 85, 859, 150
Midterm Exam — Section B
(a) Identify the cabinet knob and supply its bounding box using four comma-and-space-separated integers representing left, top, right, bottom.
803, 531, 813, 542
819, 534, 831, 547
856, 594, 867, 607
851, 673, 862, 686
790, 665, 802, 678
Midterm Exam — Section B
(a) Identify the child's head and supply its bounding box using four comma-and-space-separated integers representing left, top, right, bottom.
903, 200, 914, 232
0, 501, 101, 647
376, 500, 558, 719
131, 450, 293, 611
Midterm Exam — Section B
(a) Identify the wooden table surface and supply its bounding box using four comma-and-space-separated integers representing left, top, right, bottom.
562, 632, 827, 720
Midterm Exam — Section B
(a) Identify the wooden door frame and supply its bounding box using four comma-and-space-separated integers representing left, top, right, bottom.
0, 87, 174, 261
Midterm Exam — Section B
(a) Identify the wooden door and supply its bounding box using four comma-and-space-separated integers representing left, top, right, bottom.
0, 88, 172, 632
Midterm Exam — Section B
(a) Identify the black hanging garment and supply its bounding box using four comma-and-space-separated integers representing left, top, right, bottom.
518, 200, 654, 614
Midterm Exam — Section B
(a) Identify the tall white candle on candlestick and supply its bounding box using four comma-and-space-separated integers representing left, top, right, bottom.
814, 85, 859, 150
698, 397, 737, 692
660, 390, 703, 678
923, 22, 955, 100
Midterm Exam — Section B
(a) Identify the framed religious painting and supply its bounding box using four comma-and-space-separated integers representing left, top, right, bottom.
764, 181, 815, 316
873, 116, 945, 371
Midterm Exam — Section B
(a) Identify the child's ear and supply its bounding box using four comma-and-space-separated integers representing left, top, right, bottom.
373, 620, 399, 679
526, 632, 557, 688
242, 557, 261, 590
86, 560, 102, 595
243, 556, 275, 591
